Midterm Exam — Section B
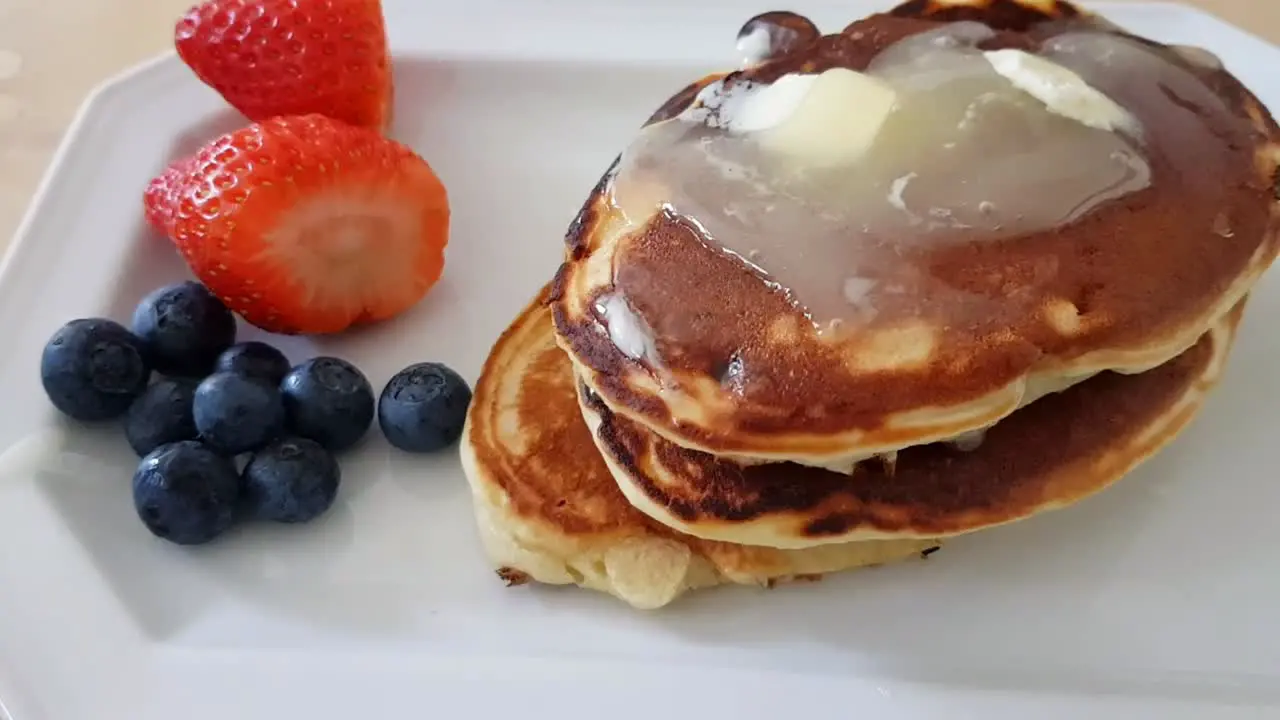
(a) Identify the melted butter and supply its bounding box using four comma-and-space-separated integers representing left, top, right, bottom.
1038, 32, 1244, 197
609, 23, 1158, 332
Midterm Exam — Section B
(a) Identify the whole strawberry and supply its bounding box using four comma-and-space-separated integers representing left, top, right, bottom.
144, 114, 450, 335
175, 0, 392, 130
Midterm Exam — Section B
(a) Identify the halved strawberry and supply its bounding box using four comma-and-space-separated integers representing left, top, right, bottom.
144, 157, 195, 233
143, 114, 450, 335
175, 0, 392, 130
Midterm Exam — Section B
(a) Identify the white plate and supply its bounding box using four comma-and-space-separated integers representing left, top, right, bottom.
1, 1, 1278, 718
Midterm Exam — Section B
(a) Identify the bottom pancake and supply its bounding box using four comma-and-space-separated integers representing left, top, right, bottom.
461, 286, 938, 610
582, 304, 1246, 549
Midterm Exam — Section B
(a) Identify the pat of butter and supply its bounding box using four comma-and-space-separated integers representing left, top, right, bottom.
730, 69, 898, 167
983, 49, 1139, 135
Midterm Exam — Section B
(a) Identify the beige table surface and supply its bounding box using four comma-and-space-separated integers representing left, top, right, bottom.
0, 0, 1276, 252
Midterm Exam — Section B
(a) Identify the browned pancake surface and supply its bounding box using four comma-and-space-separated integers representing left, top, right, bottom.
552, 0, 1279, 454
587, 301, 1244, 541
467, 287, 936, 578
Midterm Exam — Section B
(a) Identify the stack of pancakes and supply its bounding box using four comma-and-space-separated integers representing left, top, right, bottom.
462, 0, 1280, 610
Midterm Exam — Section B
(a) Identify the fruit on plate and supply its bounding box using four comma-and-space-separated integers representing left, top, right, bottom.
214, 341, 292, 385
41, 319, 152, 422
144, 114, 450, 335
37, 282, 398, 546
125, 379, 200, 457
241, 437, 342, 523
37, 279, 471, 546
131, 281, 238, 378
213, 338, 291, 384
281, 357, 376, 452
142, 159, 193, 233
133, 440, 241, 545
378, 362, 472, 453
175, 0, 393, 130
193, 371, 287, 455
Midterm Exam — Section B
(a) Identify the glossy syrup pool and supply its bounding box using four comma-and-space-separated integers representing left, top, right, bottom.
606, 20, 1255, 346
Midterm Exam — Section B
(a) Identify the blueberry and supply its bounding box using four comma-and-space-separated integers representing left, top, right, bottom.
131, 281, 236, 377
41, 319, 151, 422
214, 342, 290, 385
193, 372, 286, 455
378, 362, 472, 453
132, 440, 240, 545
124, 379, 199, 457
280, 357, 375, 452
241, 437, 341, 523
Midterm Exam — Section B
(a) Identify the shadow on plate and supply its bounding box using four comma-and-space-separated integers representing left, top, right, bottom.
623, 328, 1280, 703
486, 301, 1280, 704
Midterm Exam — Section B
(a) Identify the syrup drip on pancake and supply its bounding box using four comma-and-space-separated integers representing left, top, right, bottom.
1038, 32, 1247, 197
736, 11, 820, 66
602, 16, 1257, 370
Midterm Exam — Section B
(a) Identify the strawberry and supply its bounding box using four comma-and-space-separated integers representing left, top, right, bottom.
175, 0, 393, 130
144, 157, 195, 233
143, 114, 450, 335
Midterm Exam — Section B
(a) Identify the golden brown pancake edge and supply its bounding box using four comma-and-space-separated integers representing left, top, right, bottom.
581, 300, 1246, 547
462, 286, 940, 606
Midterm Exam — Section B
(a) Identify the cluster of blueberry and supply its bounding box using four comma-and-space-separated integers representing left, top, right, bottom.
39, 281, 471, 546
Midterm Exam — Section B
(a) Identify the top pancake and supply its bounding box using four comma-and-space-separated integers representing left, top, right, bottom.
550, 0, 1280, 469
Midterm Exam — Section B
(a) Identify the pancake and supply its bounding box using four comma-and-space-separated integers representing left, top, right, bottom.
580, 301, 1246, 549
462, 286, 938, 610
550, 0, 1280, 471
